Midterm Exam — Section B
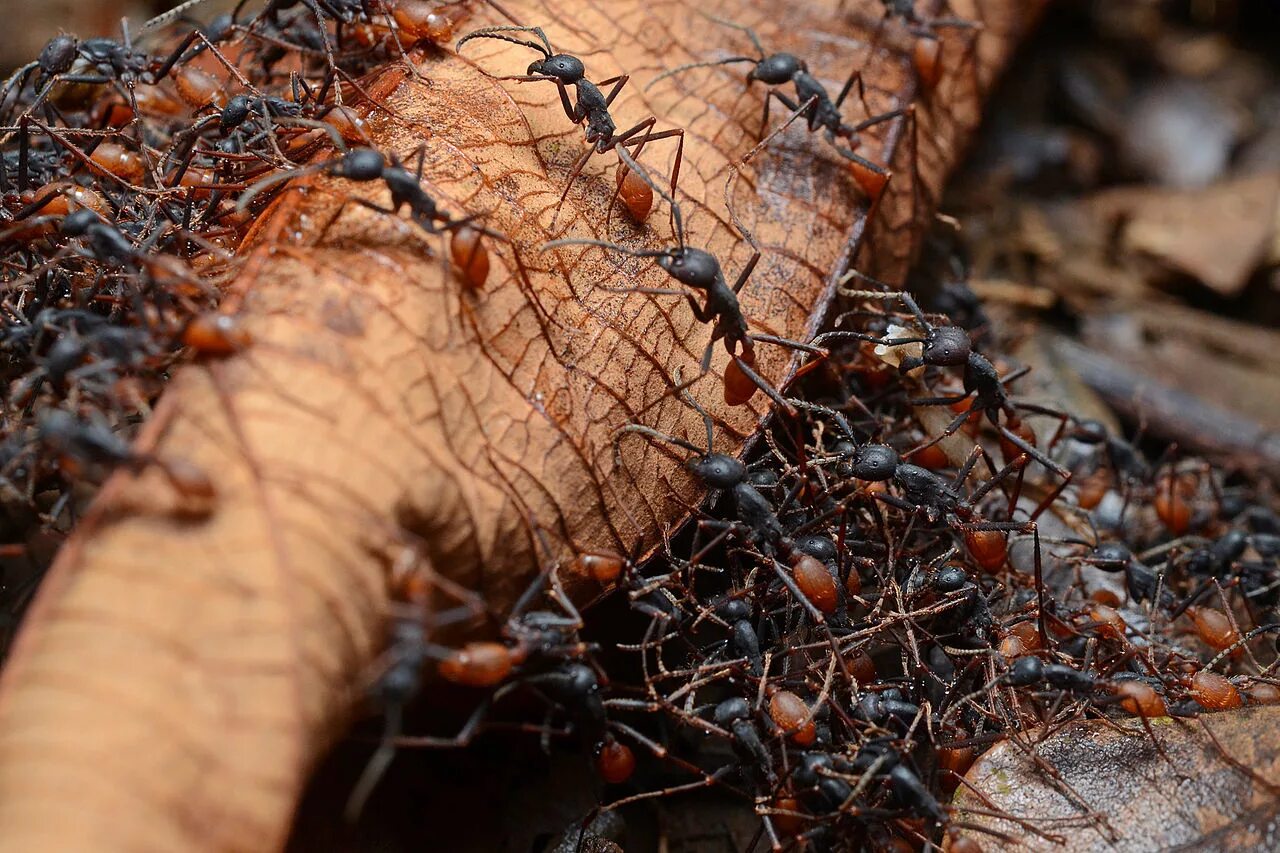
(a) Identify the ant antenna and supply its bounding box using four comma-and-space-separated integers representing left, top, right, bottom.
646, 56, 759, 91
456, 25, 555, 58
141, 0, 218, 32
836, 266, 896, 292
540, 238, 671, 259
345, 704, 403, 822
234, 159, 331, 210
614, 424, 704, 461
700, 12, 768, 56
672, 368, 716, 454
722, 162, 760, 255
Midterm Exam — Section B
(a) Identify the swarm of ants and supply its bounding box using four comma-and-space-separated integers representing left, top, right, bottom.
1, 0, 1277, 851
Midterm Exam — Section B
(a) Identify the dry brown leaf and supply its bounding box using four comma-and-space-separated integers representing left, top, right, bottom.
0, 2, 1037, 850
955, 708, 1280, 851
1093, 171, 1280, 296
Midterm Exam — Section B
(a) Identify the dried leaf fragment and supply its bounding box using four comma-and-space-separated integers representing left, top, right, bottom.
954, 708, 1280, 851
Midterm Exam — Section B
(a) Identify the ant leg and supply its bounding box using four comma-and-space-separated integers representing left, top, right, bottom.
995, 420, 1071, 480
730, 251, 762, 294
873, 492, 918, 514
614, 423, 703, 466
674, 376, 718, 455
548, 144, 596, 231
149, 29, 203, 82
344, 703, 403, 821
753, 90, 812, 150
948, 444, 985, 488
608, 720, 741, 791
596, 75, 631, 107
615, 122, 685, 232
17, 119, 29, 192
603, 765, 734, 811
393, 688, 505, 748
690, 519, 747, 567
846, 107, 909, 136
967, 452, 1028, 505
905, 406, 975, 459
909, 394, 972, 407
554, 77, 578, 124
828, 138, 892, 199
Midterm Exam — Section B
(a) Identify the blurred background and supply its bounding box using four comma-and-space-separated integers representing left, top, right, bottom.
0, 0, 174, 71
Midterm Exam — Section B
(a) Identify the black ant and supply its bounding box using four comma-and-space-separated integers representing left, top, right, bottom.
791, 401, 1054, 646
0, 34, 79, 123
456, 24, 685, 228
238, 145, 489, 235
818, 279, 1073, 518
164, 52, 347, 175
543, 161, 816, 411
36, 409, 213, 505
1, 29, 154, 132
647, 15, 903, 198
614, 388, 857, 680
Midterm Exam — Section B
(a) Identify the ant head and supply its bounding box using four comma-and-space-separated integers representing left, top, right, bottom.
1088, 542, 1131, 572
795, 751, 835, 786
714, 696, 750, 725
529, 53, 585, 83
718, 596, 752, 622
335, 148, 386, 181
794, 534, 838, 563
748, 53, 804, 85
690, 453, 746, 489
657, 247, 718, 288
39, 34, 78, 75
849, 443, 898, 481
60, 208, 100, 237
932, 565, 969, 594
564, 663, 599, 695
220, 95, 252, 130
1006, 655, 1044, 686
1071, 419, 1108, 444
922, 325, 971, 367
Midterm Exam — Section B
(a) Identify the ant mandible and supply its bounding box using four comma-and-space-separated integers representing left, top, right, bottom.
456, 24, 685, 229
647, 14, 904, 199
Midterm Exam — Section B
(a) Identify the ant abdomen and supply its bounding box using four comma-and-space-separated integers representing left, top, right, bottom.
615, 165, 654, 221
450, 225, 490, 290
